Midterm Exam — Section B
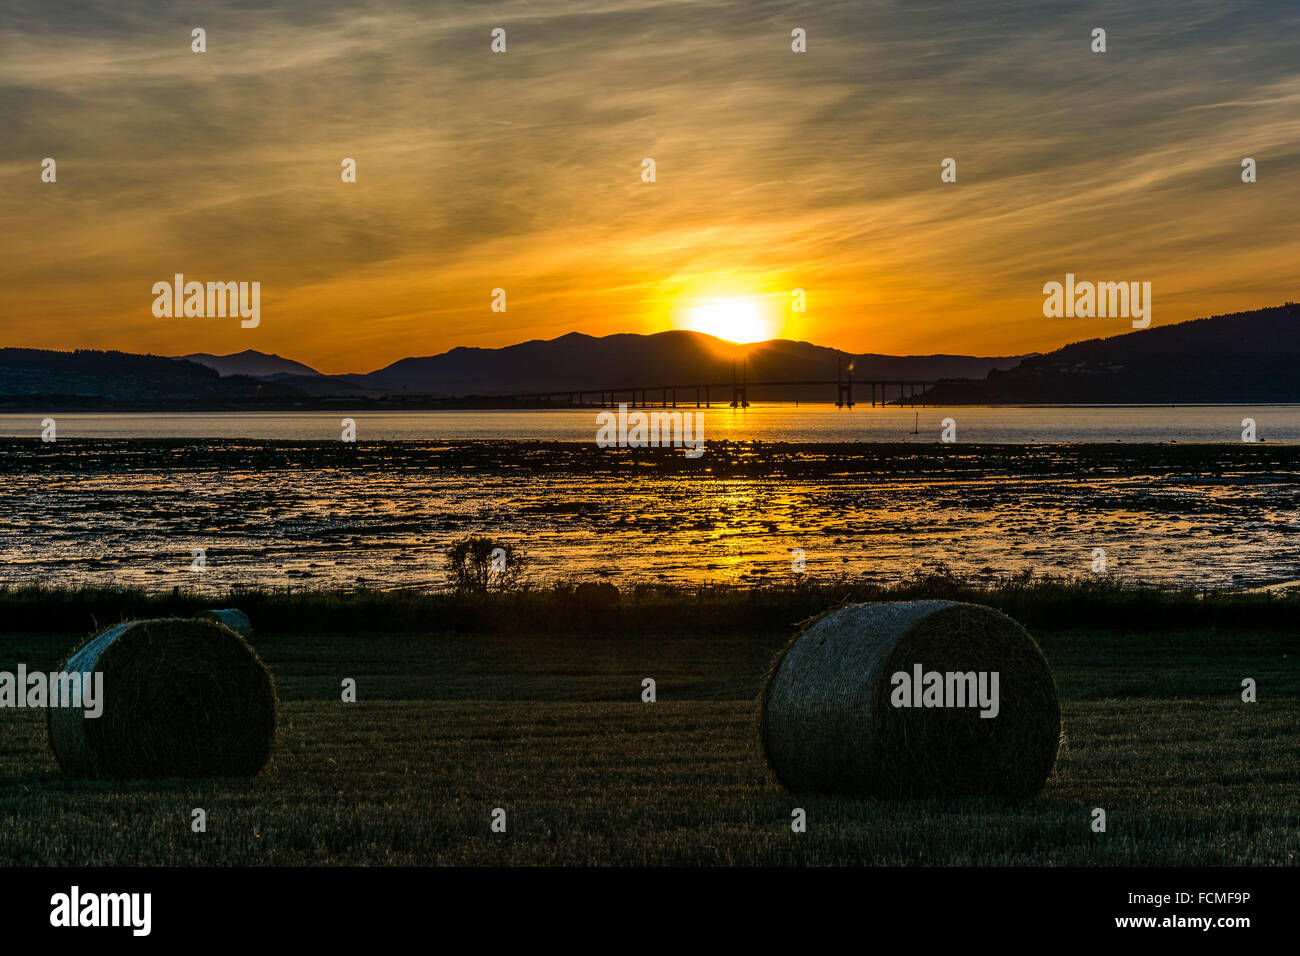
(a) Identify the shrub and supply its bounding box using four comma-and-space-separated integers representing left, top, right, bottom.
444, 536, 528, 593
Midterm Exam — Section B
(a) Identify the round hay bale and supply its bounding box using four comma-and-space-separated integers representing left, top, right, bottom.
47, 618, 277, 779
760, 600, 1059, 798
196, 608, 253, 637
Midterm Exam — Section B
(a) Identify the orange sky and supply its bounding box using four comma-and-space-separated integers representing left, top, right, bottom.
2, 1, 1298, 373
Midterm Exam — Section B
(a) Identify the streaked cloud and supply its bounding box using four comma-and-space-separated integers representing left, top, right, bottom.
1, 0, 1297, 370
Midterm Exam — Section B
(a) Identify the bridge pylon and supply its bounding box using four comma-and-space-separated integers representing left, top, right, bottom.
730, 359, 750, 408
836, 354, 855, 408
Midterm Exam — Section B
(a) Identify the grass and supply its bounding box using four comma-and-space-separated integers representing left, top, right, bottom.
2, 568, 1299, 636
0, 699, 1294, 865
1, 621, 1297, 866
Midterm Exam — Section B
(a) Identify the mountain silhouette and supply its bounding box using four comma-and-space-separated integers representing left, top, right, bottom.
2, 308, 1296, 407
920, 303, 1300, 404
347, 330, 1024, 399
182, 349, 323, 379
0, 348, 298, 406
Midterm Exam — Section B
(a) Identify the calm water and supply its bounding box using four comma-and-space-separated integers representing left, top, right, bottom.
2, 405, 1298, 443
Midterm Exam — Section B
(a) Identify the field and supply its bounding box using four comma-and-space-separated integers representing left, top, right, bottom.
2, 607, 1297, 866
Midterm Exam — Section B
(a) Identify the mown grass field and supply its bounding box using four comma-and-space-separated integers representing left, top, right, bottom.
1, 623, 1297, 865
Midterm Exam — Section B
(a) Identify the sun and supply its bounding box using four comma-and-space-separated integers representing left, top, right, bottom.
683, 297, 771, 343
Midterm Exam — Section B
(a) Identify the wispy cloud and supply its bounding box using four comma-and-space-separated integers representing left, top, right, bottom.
1, 0, 1298, 369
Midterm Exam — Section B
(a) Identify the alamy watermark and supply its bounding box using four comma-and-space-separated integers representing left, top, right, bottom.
596, 403, 705, 458
0, 666, 103, 717
50, 886, 150, 936
890, 664, 999, 718
1042, 273, 1150, 328
152, 274, 260, 328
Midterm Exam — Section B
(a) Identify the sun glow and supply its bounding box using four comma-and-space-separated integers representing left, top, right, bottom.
683, 297, 772, 344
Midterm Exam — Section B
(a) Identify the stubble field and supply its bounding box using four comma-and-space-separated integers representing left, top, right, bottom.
1, 622, 1296, 866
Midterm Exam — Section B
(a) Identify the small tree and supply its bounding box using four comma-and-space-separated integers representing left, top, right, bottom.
445, 536, 527, 593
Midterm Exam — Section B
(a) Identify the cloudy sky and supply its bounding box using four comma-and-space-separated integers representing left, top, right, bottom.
1, 0, 1298, 372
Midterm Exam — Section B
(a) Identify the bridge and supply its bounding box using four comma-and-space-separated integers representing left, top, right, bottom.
502, 358, 952, 408
381, 358, 967, 408
504, 379, 939, 408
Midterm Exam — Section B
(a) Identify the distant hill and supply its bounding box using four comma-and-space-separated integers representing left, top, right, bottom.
182, 349, 322, 379
4, 308, 1295, 408
0, 348, 298, 405
0, 334, 1023, 407
352, 330, 1025, 399
920, 304, 1300, 404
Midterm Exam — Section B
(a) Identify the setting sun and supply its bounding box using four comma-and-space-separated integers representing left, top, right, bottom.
683, 297, 772, 343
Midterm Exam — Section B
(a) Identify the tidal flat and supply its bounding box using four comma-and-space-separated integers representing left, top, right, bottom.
1, 439, 1297, 591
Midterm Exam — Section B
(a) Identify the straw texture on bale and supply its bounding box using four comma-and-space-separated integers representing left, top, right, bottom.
48, 618, 277, 779
761, 601, 1060, 798
196, 608, 253, 637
